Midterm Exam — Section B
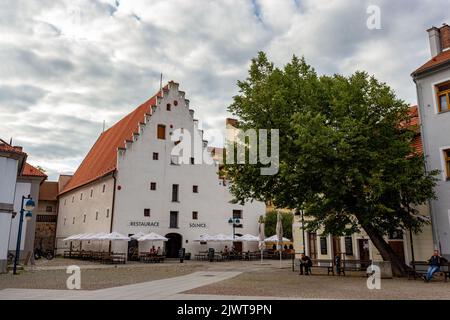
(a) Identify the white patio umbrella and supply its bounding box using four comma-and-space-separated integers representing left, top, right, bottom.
85, 232, 109, 251
63, 233, 84, 241
137, 232, 168, 242
276, 211, 283, 267
211, 233, 234, 242
258, 218, 265, 264
236, 234, 259, 241
130, 231, 148, 240
264, 235, 290, 242
99, 232, 130, 254
99, 232, 130, 241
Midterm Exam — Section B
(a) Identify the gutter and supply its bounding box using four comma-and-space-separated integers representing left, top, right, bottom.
108, 171, 117, 253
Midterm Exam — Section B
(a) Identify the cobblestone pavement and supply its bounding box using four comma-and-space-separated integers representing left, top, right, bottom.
1, 258, 448, 299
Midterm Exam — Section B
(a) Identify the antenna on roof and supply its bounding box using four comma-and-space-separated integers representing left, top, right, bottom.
9, 138, 12, 145
102, 120, 106, 134
160, 73, 163, 93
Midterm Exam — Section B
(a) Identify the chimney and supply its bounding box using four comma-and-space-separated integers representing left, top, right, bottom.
427, 26, 441, 57
225, 118, 238, 128
440, 23, 450, 52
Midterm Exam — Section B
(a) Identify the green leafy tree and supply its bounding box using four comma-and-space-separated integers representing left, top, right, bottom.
225, 52, 438, 276
264, 211, 293, 240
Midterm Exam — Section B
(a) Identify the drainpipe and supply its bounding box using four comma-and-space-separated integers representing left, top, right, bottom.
108, 171, 117, 253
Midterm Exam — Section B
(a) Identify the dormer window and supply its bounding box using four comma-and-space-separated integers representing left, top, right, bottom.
436, 80, 450, 113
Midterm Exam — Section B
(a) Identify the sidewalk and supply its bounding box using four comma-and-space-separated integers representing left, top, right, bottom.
0, 271, 251, 300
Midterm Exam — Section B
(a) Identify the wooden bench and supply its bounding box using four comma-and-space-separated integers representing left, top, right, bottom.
340, 260, 372, 276
294, 259, 334, 275
408, 261, 450, 282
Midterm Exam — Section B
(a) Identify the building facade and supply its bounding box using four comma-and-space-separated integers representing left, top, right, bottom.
34, 181, 59, 252
291, 104, 434, 264
412, 23, 450, 259
55, 82, 266, 257
0, 140, 26, 273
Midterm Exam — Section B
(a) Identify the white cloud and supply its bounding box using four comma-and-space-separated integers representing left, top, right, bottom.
0, 0, 447, 179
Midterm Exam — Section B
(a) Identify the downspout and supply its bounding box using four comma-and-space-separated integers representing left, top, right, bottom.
413, 77, 440, 250
108, 171, 117, 253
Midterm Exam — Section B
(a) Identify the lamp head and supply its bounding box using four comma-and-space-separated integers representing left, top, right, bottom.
228, 218, 233, 224
24, 198, 35, 212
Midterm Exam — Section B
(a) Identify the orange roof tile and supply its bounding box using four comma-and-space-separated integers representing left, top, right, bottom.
412, 50, 450, 76
39, 181, 58, 201
407, 105, 422, 154
61, 84, 169, 194
22, 162, 47, 178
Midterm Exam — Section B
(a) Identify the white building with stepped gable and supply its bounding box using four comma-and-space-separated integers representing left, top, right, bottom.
55, 81, 266, 258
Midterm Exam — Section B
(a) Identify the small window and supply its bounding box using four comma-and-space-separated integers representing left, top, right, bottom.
90, 189, 93, 198
192, 211, 198, 220
153, 152, 159, 160
46, 206, 53, 213
106, 209, 110, 218
72, 196, 74, 203
167, 103, 171, 111
444, 149, 450, 180
95, 211, 99, 220
232, 209, 243, 219
64, 199, 67, 206
190, 157, 195, 165
83, 214, 86, 223
157, 124, 166, 140
193, 185, 198, 193
150, 182, 157, 190
144, 208, 151, 217
436, 80, 450, 113
172, 184, 179, 202
102, 184, 106, 193
173, 100, 178, 106
64, 218, 66, 225
80, 193, 83, 200
72, 217, 75, 224
344, 236, 353, 255
170, 211, 178, 228
320, 237, 328, 255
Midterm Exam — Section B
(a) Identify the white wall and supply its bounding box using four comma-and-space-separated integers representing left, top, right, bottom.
113, 83, 265, 254
8, 182, 31, 251
55, 176, 114, 252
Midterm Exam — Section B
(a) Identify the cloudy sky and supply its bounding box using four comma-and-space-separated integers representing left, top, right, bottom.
0, 0, 448, 180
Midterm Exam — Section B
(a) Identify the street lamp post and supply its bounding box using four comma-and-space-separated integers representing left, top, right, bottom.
13, 195, 35, 275
228, 217, 240, 240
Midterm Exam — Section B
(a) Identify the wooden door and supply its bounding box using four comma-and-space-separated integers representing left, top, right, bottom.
358, 239, 370, 260
389, 241, 405, 262
308, 232, 317, 259
332, 236, 341, 256
233, 241, 242, 252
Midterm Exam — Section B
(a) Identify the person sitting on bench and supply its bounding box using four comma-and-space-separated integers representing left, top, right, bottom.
425, 250, 447, 282
299, 253, 312, 275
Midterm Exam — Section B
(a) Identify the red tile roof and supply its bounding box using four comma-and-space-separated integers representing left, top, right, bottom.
39, 181, 58, 201
22, 162, 47, 178
61, 84, 169, 194
0, 139, 24, 155
407, 105, 423, 154
412, 49, 450, 76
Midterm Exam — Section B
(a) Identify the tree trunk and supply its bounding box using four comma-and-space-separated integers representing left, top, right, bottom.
358, 221, 411, 277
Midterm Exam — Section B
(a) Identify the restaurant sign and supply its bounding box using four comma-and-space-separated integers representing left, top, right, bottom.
129, 221, 160, 227
189, 222, 207, 228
